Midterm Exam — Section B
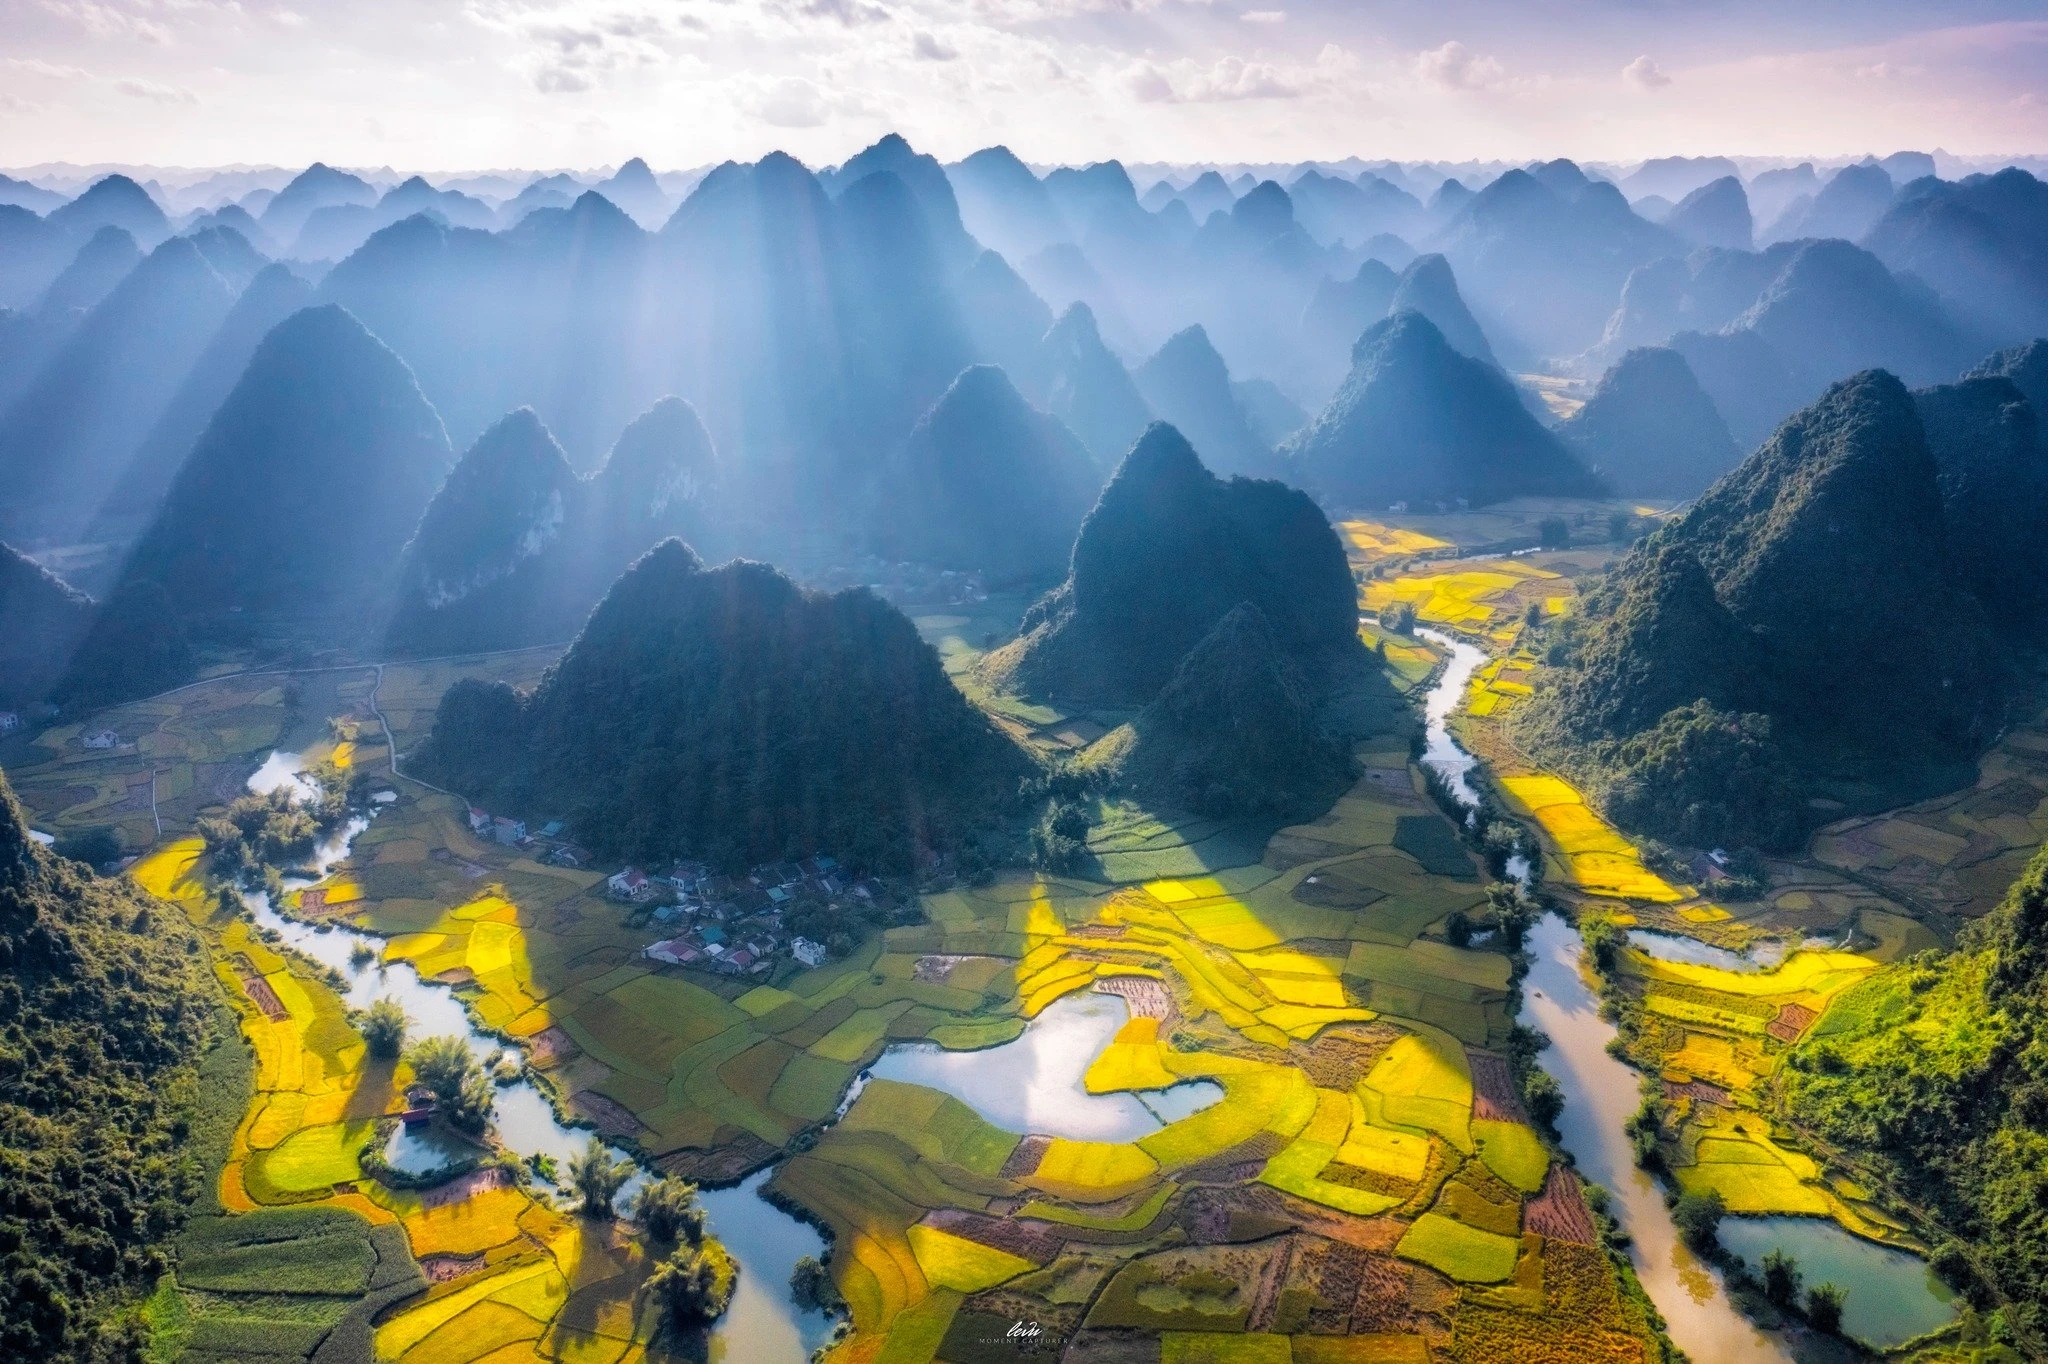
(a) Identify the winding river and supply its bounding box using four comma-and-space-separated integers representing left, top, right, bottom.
244, 753, 837, 1362
1411, 623, 1955, 1356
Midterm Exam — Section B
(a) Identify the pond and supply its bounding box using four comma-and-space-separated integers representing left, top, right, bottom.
1717, 1216, 1957, 1349
861, 989, 1224, 1143
243, 750, 833, 1360
1627, 928, 1794, 973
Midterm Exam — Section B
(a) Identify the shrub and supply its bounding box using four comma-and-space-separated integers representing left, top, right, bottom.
649, 1239, 738, 1332
791, 1255, 840, 1311
52, 827, 121, 869
1671, 1189, 1725, 1252
1806, 1281, 1846, 1335
634, 1176, 706, 1244
1379, 601, 1417, 635
1537, 517, 1570, 549
359, 998, 407, 1060
1522, 1068, 1564, 1131
1761, 1248, 1802, 1310
404, 1035, 493, 1133
567, 1136, 629, 1217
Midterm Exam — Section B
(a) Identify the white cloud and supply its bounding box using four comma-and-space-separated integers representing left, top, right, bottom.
116, 76, 198, 103
1623, 54, 1671, 90
912, 31, 956, 61
5, 57, 93, 79
1415, 40, 1504, 92
42, 0, 171, 43
747, 75, 833, 127
1240, 9, 1283, 22
1124, 47, 1350, 105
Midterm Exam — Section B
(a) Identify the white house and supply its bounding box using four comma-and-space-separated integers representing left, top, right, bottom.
791, 937, 828, 968
608, 867, 649, 898
82, 729, 119, 749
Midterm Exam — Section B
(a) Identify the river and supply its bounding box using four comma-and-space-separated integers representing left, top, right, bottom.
244, 752, 837, 1362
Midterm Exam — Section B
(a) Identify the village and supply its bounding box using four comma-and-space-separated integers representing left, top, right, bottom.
465, 804, 907, 981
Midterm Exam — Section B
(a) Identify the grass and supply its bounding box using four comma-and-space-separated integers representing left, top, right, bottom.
1473, 1120, 1550, 1195
1394, 1213, 1522, 1283
1361, 1032, 1473, 1152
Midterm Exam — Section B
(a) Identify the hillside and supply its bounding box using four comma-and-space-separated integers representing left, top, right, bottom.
1522, 370, 2005, 849
1087, 602, 1353, 819
1282, 311, 1601, 508
1914, 375, 2048, 625
869, 365, 1102, 583
0, 771, 212, 1358
413, 541, 1030, 871
388, 397, 719, 654
979, 421, 1358, 707
0, 543, 93, 708
1778, 841, 2048, 1343
1558, 346, 1740, 498
1132, 326, 1269, 478
1029, 303, 1151, 465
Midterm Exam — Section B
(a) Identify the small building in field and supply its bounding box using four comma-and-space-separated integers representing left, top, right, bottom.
467, 806, 491, 833
608, 867, 649, 899
791, 937, 828, 968
491, 816, 526, 845
82, 729, 119, 749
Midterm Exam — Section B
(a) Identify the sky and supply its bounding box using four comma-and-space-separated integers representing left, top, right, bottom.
2, 0, 2045, 172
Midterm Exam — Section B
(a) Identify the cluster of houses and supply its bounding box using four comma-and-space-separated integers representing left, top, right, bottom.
624, 855, 885, 977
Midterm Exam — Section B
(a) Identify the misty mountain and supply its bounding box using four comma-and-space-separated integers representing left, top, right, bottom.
956, 250, 1055, 382
47, 175, 168, 249
1864, 168, 2048, 350
867, 365, 1100, 583
1301, 258, 1401, 393
0, 542, 92, 708
259, 162, 376, 244
1664, 176, 1753, 251
827, 134, 979, 274
1597, 243, 1797, 358
1028, 302, 1152, 465
1282, 311, 1601, 508
1386, 253, 1496, 366
0, 235, 240, 541
1760, 162, 1893, 244
947, 145, 1067, 265
592, 157, 671, 229
1558, 346, 1740, 498
414, 541, 1029, 872
96, 262, 313, 530
1134, 325, 1270, 478
1967, 337, 2048, 415
36, 227, 142, 318
1621, 156, 1742, 205
980, 421, 1357, 707
114, 304, 451, 629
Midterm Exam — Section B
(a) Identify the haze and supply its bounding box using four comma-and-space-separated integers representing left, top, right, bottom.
6, 0, 2048, 171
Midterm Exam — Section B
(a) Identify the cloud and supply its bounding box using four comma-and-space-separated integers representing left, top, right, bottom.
1415, 41, 1504, 92
1622, 55, 1671, 90
115, 76, 197, 103
4, 57, 92, 80
467, 1, 699, 95
1126, 55, 1309, 103
42, 0, 171, 44
1240, 9, 1283, 22
912, 31, 956, 61
779, 0, 890, 25
746, 75, 833, 127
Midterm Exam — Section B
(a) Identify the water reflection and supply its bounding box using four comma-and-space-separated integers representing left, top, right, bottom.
863, 990, 1222, 1142
1718, 1216, 1956, 1348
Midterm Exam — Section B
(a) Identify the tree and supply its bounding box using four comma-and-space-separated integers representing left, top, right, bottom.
634, 1176, 706, 1244
51, 827, 120, 869
1487, 882, 1535, 949
1522, 1068, 1565, 1130
1444, 910, 1474, 947
406, 1035, 494, 1133
1030, 799, 1089, 873
647, 1239, 738, 1332
1761, 1248, 1802, 1310
567, 1136, 629, 1217
1608, 510, 1634, 543
791, 1255, 840, 1311
1806, 1281, 1846, 1335
1537, 516, 1571, 549
1379, 601, 1417, 636
1671, 1188, 1725, 1251
360, 997, 408, 1059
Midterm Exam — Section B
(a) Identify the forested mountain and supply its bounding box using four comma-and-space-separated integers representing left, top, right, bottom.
1558, 346, 1740, 497
1662, 176, 1753, 251
1384, 253, 1496, 367
1967, 337, 2048, 414
1521, 370, 2005, 848
868, 365, 1102, 583
1913, 375, 2048, 625
980, 421, 1358, 706
1866, 168, 2048, 350
1759, 162, 1893, 243
388, 397, 717, 654
1283, 311, 1600, 507
104, 305, 450, 634
414, 541, 1029, 871
0, 771, 211, 1358
0, 542, 92, 708
1087, 602, 1353, 819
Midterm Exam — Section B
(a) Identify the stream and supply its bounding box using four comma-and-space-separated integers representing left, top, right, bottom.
1412, 624, 1956, 1356
244, 752, 836, 1362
